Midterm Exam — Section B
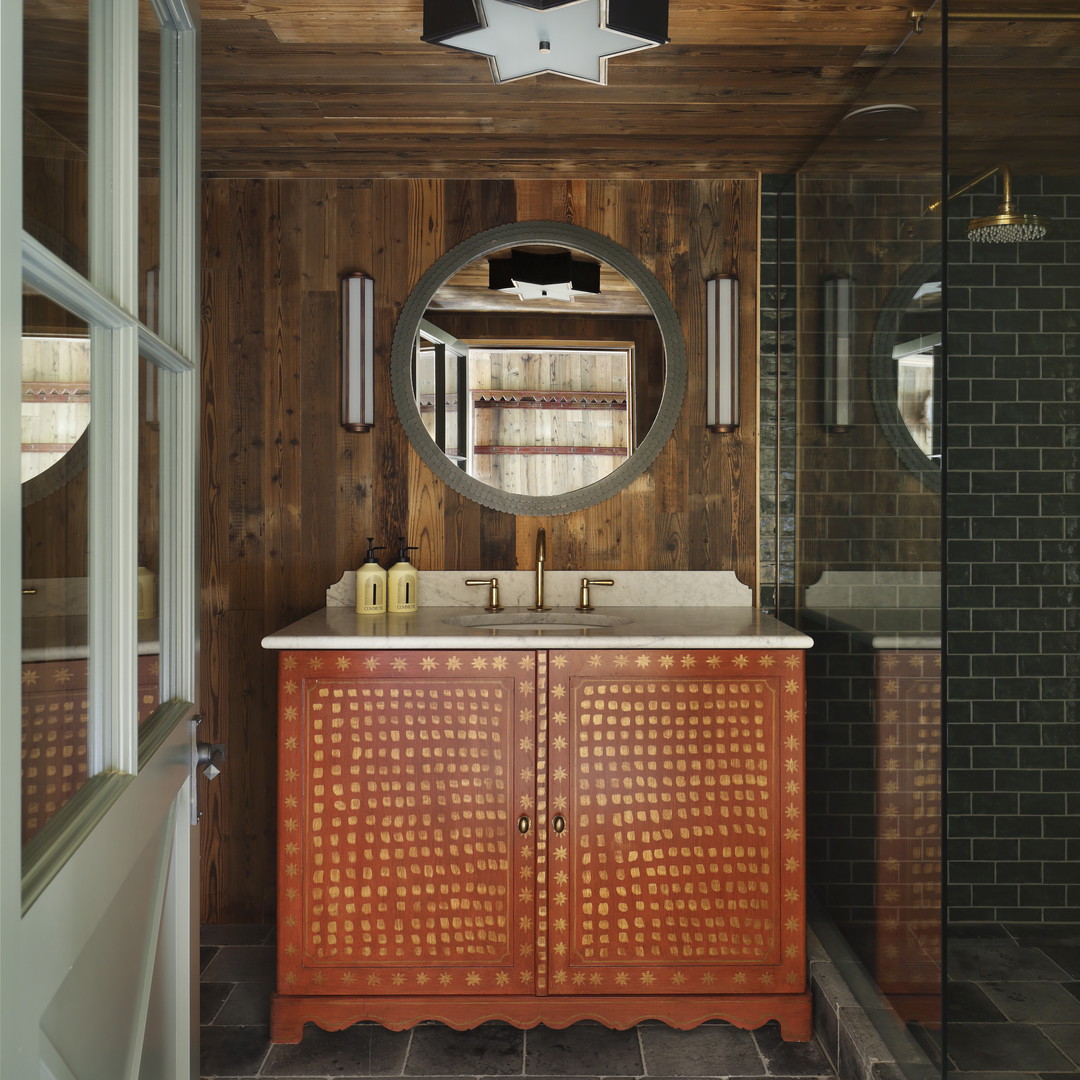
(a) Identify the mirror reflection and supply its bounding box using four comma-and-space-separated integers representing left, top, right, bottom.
413, 243, 664, 498
892, 277, 941, 461
871, 257, 942, 491
21, 285, 91, 505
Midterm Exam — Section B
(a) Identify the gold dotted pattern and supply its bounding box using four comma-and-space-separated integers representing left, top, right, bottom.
547, 650, 806, 995
22, 656, 159, 844
875, 651, 942, 995
278, 650, 536, 995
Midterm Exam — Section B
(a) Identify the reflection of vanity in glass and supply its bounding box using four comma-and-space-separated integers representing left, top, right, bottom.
20, 289, 164, 845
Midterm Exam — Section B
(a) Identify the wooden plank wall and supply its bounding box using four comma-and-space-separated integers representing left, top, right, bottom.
199, 177, 758, 922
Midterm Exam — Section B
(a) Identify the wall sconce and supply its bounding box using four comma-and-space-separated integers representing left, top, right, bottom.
706, 275, 738, 433
823, 276, 853, 434
341, 272, 375, 433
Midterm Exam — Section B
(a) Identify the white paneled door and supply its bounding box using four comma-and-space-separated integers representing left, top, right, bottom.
2, 0, 201, 1077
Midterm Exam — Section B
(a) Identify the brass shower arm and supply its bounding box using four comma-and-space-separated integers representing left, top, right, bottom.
926, 163, 1014, 215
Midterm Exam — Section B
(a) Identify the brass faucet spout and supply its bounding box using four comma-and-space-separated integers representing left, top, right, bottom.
530, 527, 549, 611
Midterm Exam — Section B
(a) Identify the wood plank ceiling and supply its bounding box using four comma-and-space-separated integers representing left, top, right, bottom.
199, 1, 1080, 179
200, 0, 922, 177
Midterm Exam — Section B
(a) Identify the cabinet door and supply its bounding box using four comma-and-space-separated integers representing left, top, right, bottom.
544, 649, 806, 996
277, 649, 538, 996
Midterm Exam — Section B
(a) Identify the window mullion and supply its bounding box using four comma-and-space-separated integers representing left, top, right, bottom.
157, 20, 199, 705
88, 0, 140, 775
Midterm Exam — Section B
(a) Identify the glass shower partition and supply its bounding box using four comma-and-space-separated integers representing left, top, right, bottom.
767, 6, 945, 1074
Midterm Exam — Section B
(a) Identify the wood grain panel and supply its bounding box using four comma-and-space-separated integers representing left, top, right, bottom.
199, 178, 760, 922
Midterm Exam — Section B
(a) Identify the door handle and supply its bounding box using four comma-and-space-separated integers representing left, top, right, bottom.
552, 815, 566, 834
190, 716, 226, 824
196, 741, 225, 781
517, 814, 531, 835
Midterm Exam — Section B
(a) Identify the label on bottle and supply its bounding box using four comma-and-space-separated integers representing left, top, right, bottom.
390, 572, 417, 612
356, 570, 386, 614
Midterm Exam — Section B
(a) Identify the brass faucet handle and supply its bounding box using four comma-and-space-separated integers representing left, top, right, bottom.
577, 578, 615, 612
465, 578, 503, 612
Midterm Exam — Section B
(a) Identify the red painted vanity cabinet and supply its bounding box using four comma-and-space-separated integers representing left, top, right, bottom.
271, 647, 809, 1042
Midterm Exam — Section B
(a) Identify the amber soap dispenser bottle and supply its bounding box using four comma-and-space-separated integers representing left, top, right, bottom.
387, 537, 419, 613
355, 538, 387, 614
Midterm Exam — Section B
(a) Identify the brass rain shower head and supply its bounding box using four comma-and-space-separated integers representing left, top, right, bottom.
927, 163, 1050, 242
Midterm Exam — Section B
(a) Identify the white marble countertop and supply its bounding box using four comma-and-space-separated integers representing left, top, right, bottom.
262, 605, 813, 651
22, 616, 161, 663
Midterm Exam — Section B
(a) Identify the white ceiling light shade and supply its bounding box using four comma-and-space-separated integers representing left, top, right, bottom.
422, 0, 669, 85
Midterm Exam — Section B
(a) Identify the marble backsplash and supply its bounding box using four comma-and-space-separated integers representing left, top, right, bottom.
328, 569, 753, 609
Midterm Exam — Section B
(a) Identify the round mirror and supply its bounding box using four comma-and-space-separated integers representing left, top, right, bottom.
870, 251, 942, 493
391, 222, 687, 515
22, 330, 91, 507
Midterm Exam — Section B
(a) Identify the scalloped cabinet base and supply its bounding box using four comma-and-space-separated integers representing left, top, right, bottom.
271, 648, 810, 1044
270, 993, 812, 1043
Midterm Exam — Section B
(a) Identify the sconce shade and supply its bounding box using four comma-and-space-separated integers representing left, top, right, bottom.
488, 248, 601, 302
706, 276, 739, 433
422, 0, 668, 85
823, 276, 853, 433
342, 272, 375, 433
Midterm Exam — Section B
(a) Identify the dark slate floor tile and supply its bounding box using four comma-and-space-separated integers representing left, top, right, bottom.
946, 981, 1007, 1023
1040, 1023, 1080, 1066
201, 945, 219, 973
947, 1022, 1074, 1072
947, 924, 1013, 941
638, 1022, 764, 1076
199, 1025, 270, 1076
214, 981, 274, 1026
953, 1074, 1041, 1080
953, 1074, 1044, 1080
405, 1022, 523, 1075
1037, 946, 1080, 979
201, 945, 276, 984
753, 1022, 834, 1075
1063, 982, 1080, 1002
1005, 925, 1080, 949
260, 1022, 412, 1076
947, 942, 1072, 983
201, 923, 275, 947
525, 1022, 642, 1076
201, 981, 232, 1024
981, 981, 1080, 1024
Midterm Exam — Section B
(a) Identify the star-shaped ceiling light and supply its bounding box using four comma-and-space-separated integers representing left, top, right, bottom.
422, 0, 669, 85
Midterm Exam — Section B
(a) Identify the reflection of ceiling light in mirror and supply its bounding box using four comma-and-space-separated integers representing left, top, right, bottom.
488, 249, 601, 303
422, 0, 669, 85
509, 280, 575, 302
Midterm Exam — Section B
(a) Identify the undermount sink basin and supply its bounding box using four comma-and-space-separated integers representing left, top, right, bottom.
444, 610, 630, 632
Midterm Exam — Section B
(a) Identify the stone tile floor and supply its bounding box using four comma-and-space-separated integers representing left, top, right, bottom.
945, 924, 1080, 1079
200, 926, 840, 1080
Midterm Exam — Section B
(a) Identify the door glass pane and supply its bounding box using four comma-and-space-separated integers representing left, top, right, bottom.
139, 2, 162, 331
138, 356, 161, 720
23, 0, 90, 273
21, 287, 94, 846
